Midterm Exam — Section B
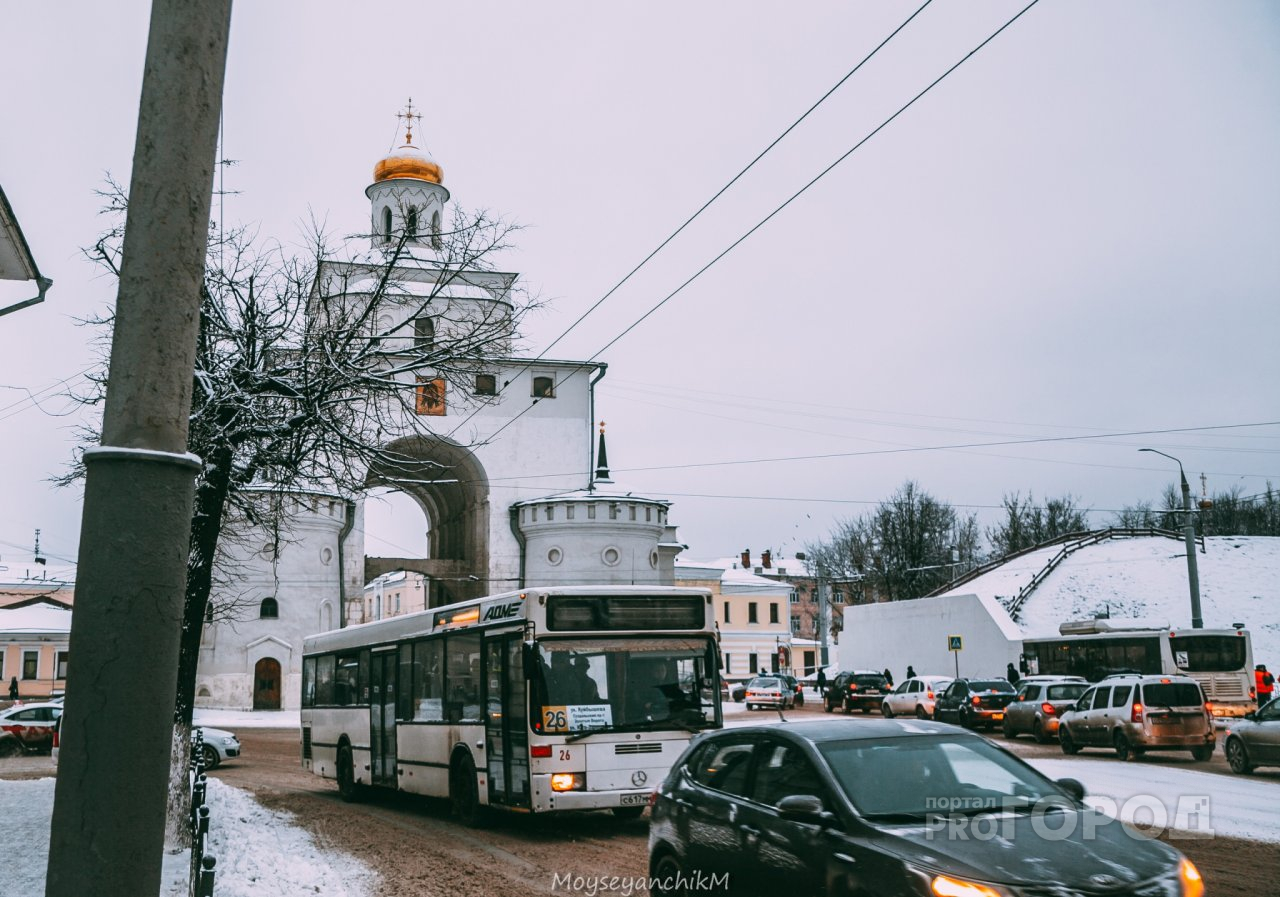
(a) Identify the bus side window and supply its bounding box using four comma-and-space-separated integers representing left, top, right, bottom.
446, 632, 482, 723
414, 639, 445, 722
302, 656, 316, 708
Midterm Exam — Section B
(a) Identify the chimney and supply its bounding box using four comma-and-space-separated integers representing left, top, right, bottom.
761, 550, 772, 569
741, 549, 750, 569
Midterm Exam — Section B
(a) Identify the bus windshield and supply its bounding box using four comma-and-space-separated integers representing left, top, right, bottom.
1171, 635, 1247, 673
532, 637, 717, 736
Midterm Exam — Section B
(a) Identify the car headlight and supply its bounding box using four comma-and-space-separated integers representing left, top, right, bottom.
221, 736, 238, 747
1179, 859, 1204, 897
930, 874, 1011, 897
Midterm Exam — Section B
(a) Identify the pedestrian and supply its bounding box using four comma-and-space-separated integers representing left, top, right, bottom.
1257, 664, 1275, 707
816, 668, 827, 696
905, 665, 916, 679
7, 676, 17, 702
1006, 662, 1021, 686
882, 668, 894, 688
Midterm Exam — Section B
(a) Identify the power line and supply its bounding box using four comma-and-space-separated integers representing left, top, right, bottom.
474, 0, 1045, 452
440, 0, 936, 443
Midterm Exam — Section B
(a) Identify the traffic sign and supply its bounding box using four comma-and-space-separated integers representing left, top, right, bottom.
948, 635, 963, 652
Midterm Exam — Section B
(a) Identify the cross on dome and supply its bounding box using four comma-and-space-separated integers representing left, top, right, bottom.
397, 98, 423, 146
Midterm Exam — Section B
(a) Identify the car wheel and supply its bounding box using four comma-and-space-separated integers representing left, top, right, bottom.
915, 705, 930, 720
1002, 718, 1016, 739
613, 806, 645, 821
1226, 737, 1254, 774
450, 751, 487, 827
882, 703, 894, 719
861, 707, 872, 715
1033, 720, 1050, 745
200, 743, 221, 771
1113, 732, 1136, 762
337, 744, 363, 803
1191, 745, 1214, 762
651, 851, 692, 897
1060, 728, 1080, 755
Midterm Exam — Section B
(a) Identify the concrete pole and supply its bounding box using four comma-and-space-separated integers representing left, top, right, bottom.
1180, 471, 1204, 629
45, 3, 232, 896
818, 578, 829, 668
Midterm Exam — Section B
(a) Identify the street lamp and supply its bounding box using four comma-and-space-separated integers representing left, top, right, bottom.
1138, 448, 1203, 628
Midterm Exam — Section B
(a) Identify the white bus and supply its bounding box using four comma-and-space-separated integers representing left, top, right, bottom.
300, 585, 721, 823
1021, 619, 1255, 716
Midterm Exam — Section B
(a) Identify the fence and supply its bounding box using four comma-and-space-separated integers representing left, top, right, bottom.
188, 730, 218, 897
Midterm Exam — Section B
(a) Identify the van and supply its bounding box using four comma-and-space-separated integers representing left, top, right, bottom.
1057, 674, 1215, 761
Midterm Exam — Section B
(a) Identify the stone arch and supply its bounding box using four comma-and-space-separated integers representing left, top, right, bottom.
365, 434, 490, 606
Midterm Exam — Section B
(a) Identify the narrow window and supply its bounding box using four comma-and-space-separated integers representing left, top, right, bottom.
628, 504, 636, 521
546, 506, 554, 521
748, 602, 759, 624
382, 207, 393, 240
260, 597, 279, 619
609, 504, 620, 520
406, 207, 418, 237
724, 653, 731, 673
723, 601, 731, 623
474, 373, 497, 396
749, 654, 759, 674
414, 317, 435, 350
769, 603, 779, 624
532, 375, 555, 398
431, 210, 442, 249
415, 377, 446, 415
22, 651, 38, 680
566, 505, 575, 520
56, 652, 69, 680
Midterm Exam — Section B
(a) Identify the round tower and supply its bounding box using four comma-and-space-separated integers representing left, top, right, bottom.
365, 98, 451, 250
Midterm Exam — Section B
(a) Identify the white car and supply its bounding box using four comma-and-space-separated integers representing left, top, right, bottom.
880, 676, 954, 719
0, 702, 63, 755
193, 726, 242, 770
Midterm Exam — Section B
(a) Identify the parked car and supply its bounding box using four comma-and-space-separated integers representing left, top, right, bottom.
777, 673, 804, 707
1224, 697, 1280, 774
193, 726, 242, 770
824, 671, 889, 714
1002, 676, 1088, 743
1057, 674, 1215, 761
743, 676, 793, 711
648, 719, 1202, 897
933, 678, 1017, 730
0, 702, 63, 756
880, 676, 953, 719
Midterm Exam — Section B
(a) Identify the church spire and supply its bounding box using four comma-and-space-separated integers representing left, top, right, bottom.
593, 421, 613, 486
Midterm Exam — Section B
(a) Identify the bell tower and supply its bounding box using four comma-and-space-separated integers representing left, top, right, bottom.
365, 98, 450, 250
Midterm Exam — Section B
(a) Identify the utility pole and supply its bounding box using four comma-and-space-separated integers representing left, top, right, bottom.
817, 576, 830, 669
45, 4, 232, 896
1139, 449, 1203, 629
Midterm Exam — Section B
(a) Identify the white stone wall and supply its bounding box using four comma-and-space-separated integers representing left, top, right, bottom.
518, 495, 669, 587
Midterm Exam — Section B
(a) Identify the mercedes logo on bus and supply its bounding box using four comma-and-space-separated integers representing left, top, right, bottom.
631, 770, 648, 787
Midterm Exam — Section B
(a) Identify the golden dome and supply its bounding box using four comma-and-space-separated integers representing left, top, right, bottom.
374, 142, 443, 185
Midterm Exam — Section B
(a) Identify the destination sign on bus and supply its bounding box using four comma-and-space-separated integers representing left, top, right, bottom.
541, 703, 613, 733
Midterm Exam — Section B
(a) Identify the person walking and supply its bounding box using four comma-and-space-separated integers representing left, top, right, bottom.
7, 676, 18, 702
816, 668, 827, 696
1257, 664, 1275, 706
1006, 662, 1021, 686
905, 665, 916, 679
883, 668, 894, 688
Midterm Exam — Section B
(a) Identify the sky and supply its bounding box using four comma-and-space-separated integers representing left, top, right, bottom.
1, 1, 1278, 576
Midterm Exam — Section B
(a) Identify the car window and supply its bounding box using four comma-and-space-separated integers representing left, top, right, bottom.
1048, 684, 1086, 701
1142, 682, 1203, 707
753, 741, 828, 809
9, 709, 39, 722
969, 680, 1014, 693
1090, 687, 1112, 710
1110, 685, 1132, 707
910, 681, 923, 693
691, 738, 755, 798
749, 678, 780, 689
1018, 684, 1041, 701
1257, 701, 1280, 723
1076, 688, 1096, 710
892, 682, 909, 695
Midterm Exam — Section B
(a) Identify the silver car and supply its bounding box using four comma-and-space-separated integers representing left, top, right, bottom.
743, 676, 792, 711
1002, 677, 1087, 743
1058, 674, 1215, 761
880, 676, 953, 719
1224, 697, 1280, 774
193, 726, 242, 770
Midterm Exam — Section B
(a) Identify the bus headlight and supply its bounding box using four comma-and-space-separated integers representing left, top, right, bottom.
1179, 858, 1204, 897
550, 773, 584, 792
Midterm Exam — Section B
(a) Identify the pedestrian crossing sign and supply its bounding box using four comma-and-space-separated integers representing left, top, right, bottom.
948, 635, 963, 651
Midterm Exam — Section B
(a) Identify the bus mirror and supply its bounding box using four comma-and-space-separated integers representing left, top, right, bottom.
522, 642, 537, 680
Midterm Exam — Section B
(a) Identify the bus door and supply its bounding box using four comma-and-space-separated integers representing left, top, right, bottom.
369, 648, 398, 787
484, 632, 530, 808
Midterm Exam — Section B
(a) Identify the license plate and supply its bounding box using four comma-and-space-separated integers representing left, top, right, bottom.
620, 793, 648, 806
992, 713, 1004, 720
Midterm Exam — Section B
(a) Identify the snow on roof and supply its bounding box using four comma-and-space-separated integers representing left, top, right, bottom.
944, 535, 1280, 668
675, 557, 791, 592
0, 600, 72, 635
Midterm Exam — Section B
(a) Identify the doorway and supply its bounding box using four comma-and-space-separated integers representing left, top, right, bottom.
253, 657, 281, 710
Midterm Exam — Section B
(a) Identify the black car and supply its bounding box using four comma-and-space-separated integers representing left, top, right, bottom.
648, 720, 1202, 897
933, 678, 1017, 730
824, 671, 889, 714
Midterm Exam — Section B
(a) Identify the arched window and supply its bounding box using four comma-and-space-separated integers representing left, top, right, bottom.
532, 375, 555, 398
260, 597, 279, 619
414, 316, 435, 350
431, 210, 442, 249
406, 207, 418, 237
382, 207, 393, 240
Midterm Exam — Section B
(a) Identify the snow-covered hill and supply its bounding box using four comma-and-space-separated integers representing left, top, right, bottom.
943, 536, 1280, 670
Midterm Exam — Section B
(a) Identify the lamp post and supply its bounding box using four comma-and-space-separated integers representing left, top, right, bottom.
1139, 448, 1203, 628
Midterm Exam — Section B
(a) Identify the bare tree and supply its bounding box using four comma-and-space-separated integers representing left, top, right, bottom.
62, 181, 533, 841
987, 491, 1091, 556
806, 481, 981, 602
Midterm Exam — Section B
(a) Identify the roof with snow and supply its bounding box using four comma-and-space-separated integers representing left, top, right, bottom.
0, 599, 72, 635
940, 535, 1280, 669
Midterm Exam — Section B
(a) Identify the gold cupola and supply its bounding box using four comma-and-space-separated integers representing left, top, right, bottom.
373, 98, 443, 185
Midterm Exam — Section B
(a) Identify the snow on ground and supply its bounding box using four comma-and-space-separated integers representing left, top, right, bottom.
195, 708, 300, 729
947, 536, 1280, 668
0, 776, 377, 896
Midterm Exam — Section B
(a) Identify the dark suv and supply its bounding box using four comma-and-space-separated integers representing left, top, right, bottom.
933, 678, 1017, 730
824, 671, 889, 714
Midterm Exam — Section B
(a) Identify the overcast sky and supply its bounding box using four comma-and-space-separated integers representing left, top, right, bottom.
1, 1, 1278, 575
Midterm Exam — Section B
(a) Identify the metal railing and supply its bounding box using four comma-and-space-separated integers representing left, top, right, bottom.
188, 731, 218, 897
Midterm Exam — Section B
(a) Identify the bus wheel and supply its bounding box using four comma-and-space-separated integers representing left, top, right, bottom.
337, 745, 363, 803
450, 752, 486, 827
613, 806, 645, 821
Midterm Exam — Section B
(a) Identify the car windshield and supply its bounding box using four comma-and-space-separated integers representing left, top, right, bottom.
531, 637, 719, 735
819, 735, 1067, 820
1047, 684, 1087, 701
749, 678, 780, 689
1142, 682, 1203, 707
970, 680, 1015, 693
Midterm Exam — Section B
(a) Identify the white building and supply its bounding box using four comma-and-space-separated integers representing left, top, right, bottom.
194, 111, 683, 710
